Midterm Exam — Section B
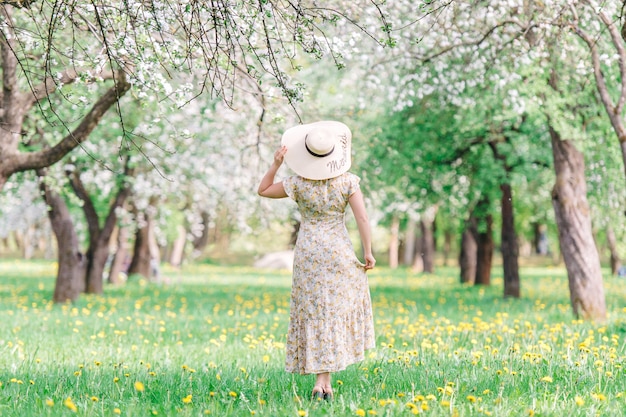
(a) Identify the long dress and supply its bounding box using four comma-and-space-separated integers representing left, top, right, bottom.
282, 172, 375, 374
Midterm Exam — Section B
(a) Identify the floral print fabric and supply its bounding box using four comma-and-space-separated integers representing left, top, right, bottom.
282, 172, 375, 374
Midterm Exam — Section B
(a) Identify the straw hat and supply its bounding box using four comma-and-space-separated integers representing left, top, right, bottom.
280, 121, 352, 180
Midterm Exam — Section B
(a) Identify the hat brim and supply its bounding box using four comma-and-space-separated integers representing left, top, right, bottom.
280, 121, 352, 180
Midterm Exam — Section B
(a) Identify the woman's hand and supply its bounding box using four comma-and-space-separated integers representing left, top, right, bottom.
364, 253, 376, 270
273, 146, 287, 167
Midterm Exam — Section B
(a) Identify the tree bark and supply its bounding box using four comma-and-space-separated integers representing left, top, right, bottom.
389, 214, 400, 269
108, 225, 130, 285
606, 226, 621, 276
459, 218, 477, 284
403, 216, 417, 266
549, 125, 606, 321
192, 210, 211, 253
420, 218, 436, 273
68, 159, 134, 294
38, 170, 85, 303
170, 225, 186, 267
501, 183, 520, 298
474, 197, 493, 286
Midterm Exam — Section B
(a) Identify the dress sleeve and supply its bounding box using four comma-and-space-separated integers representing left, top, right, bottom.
282, 175, 298, 200
346, 173, 361, 197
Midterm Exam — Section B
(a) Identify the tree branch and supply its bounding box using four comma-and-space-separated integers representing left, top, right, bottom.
597, 10, 626, 116
25, 69, 116, 110
10, 70, 131, 174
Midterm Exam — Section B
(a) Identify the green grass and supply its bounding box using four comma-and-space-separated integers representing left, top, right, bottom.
0, 260, 625, 416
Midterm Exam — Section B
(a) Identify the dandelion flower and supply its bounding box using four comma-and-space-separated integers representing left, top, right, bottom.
182, 394, 192, 404
45, 399, 54, 407
229, 391, 237, 398
356, 409, 366, 417
91, 396, 98, 402
297, 410, 307, 417
63, 397, 78, 412
466, 395, 477, 403
134, 381, 145, 392
113, 408, 121, 415
574, 396, 584, 406
539, 376, 553, 383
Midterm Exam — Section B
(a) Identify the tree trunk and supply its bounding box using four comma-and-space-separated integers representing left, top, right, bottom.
474, 198, 493, 286
170, 225, 186, 267
389, 214, 400, 269
288, 219, 300, 249
38, 171, 85, 303
443, 229, 452, 267
403, 216, 417, 266
501, 183, 520, 298
192, 210, 211, 253
549, 125, 606, 321
128, 215, 152, 279
108, 225, 130, 285
411, 228, 424, 273
68, 162, 133, 294
459, 218, 477, 284
420, 218, 435, 273
606, 226, 621, 276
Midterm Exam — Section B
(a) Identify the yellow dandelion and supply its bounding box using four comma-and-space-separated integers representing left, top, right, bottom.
466, 395, 477, 403
113, 408, 121, 415
356, 409, 366, 417
134, 381, 145, 392
528, 409, 535, 416
74, 371, 81, 377
262, 355, 270, 363
229, 391, 237, 398
297, 410, 307, 417
94, 361, 101, 366
574, 396, 584, 406
90, 396, 98, 402
63, 397, 77, 412
336, 380, 343, 385
539, 376, 553, 383
182, 394, 192, 404
203, 410, 211, 415
113, 377, 120, 383
441, 400, 450, 407
591, 393, 607, 401
368, 411, 378, 415
45, 399, 54, 407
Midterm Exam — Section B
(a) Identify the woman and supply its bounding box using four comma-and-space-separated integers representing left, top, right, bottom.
257, 120, 376, 400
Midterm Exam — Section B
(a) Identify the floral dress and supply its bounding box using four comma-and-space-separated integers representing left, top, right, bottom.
282, 172, 375, 374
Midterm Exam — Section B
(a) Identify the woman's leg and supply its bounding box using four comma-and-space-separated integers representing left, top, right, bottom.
313, 372, 333, 398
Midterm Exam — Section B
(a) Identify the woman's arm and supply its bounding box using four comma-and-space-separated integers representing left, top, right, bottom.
348, 189, 376, 270
258, 146, 288, 199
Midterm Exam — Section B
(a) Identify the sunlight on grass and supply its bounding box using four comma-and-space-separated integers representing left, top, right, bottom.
0, 260, 625, 416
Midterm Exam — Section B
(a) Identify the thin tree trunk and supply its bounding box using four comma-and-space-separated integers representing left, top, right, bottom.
38, 170, 85, 303
549, 125, 606, 321
170, 225, 186, 267
411, 228, 424, 273
108, 225, 129, 285
420, 218, 435, 273
403, 216, 417, 266
606, 226, 621, 276
474, 197, 493, 286
128, 213, 152, 279
501, 183, 520, 298
443, 229, 452, 267
389, 214, 400, 269
192, 210, 211, 253
459, 218, 477, 284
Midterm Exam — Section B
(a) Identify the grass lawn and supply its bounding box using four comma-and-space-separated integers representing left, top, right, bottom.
0, 259, 625, 416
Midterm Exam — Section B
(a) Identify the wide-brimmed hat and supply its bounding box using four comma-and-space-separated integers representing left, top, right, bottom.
280, 121, 352, 180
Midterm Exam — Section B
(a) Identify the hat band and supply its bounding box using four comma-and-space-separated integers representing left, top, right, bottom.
305, 141, 335, 158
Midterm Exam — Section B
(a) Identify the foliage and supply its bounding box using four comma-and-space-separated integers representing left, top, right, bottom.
1, 260, 625, 416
